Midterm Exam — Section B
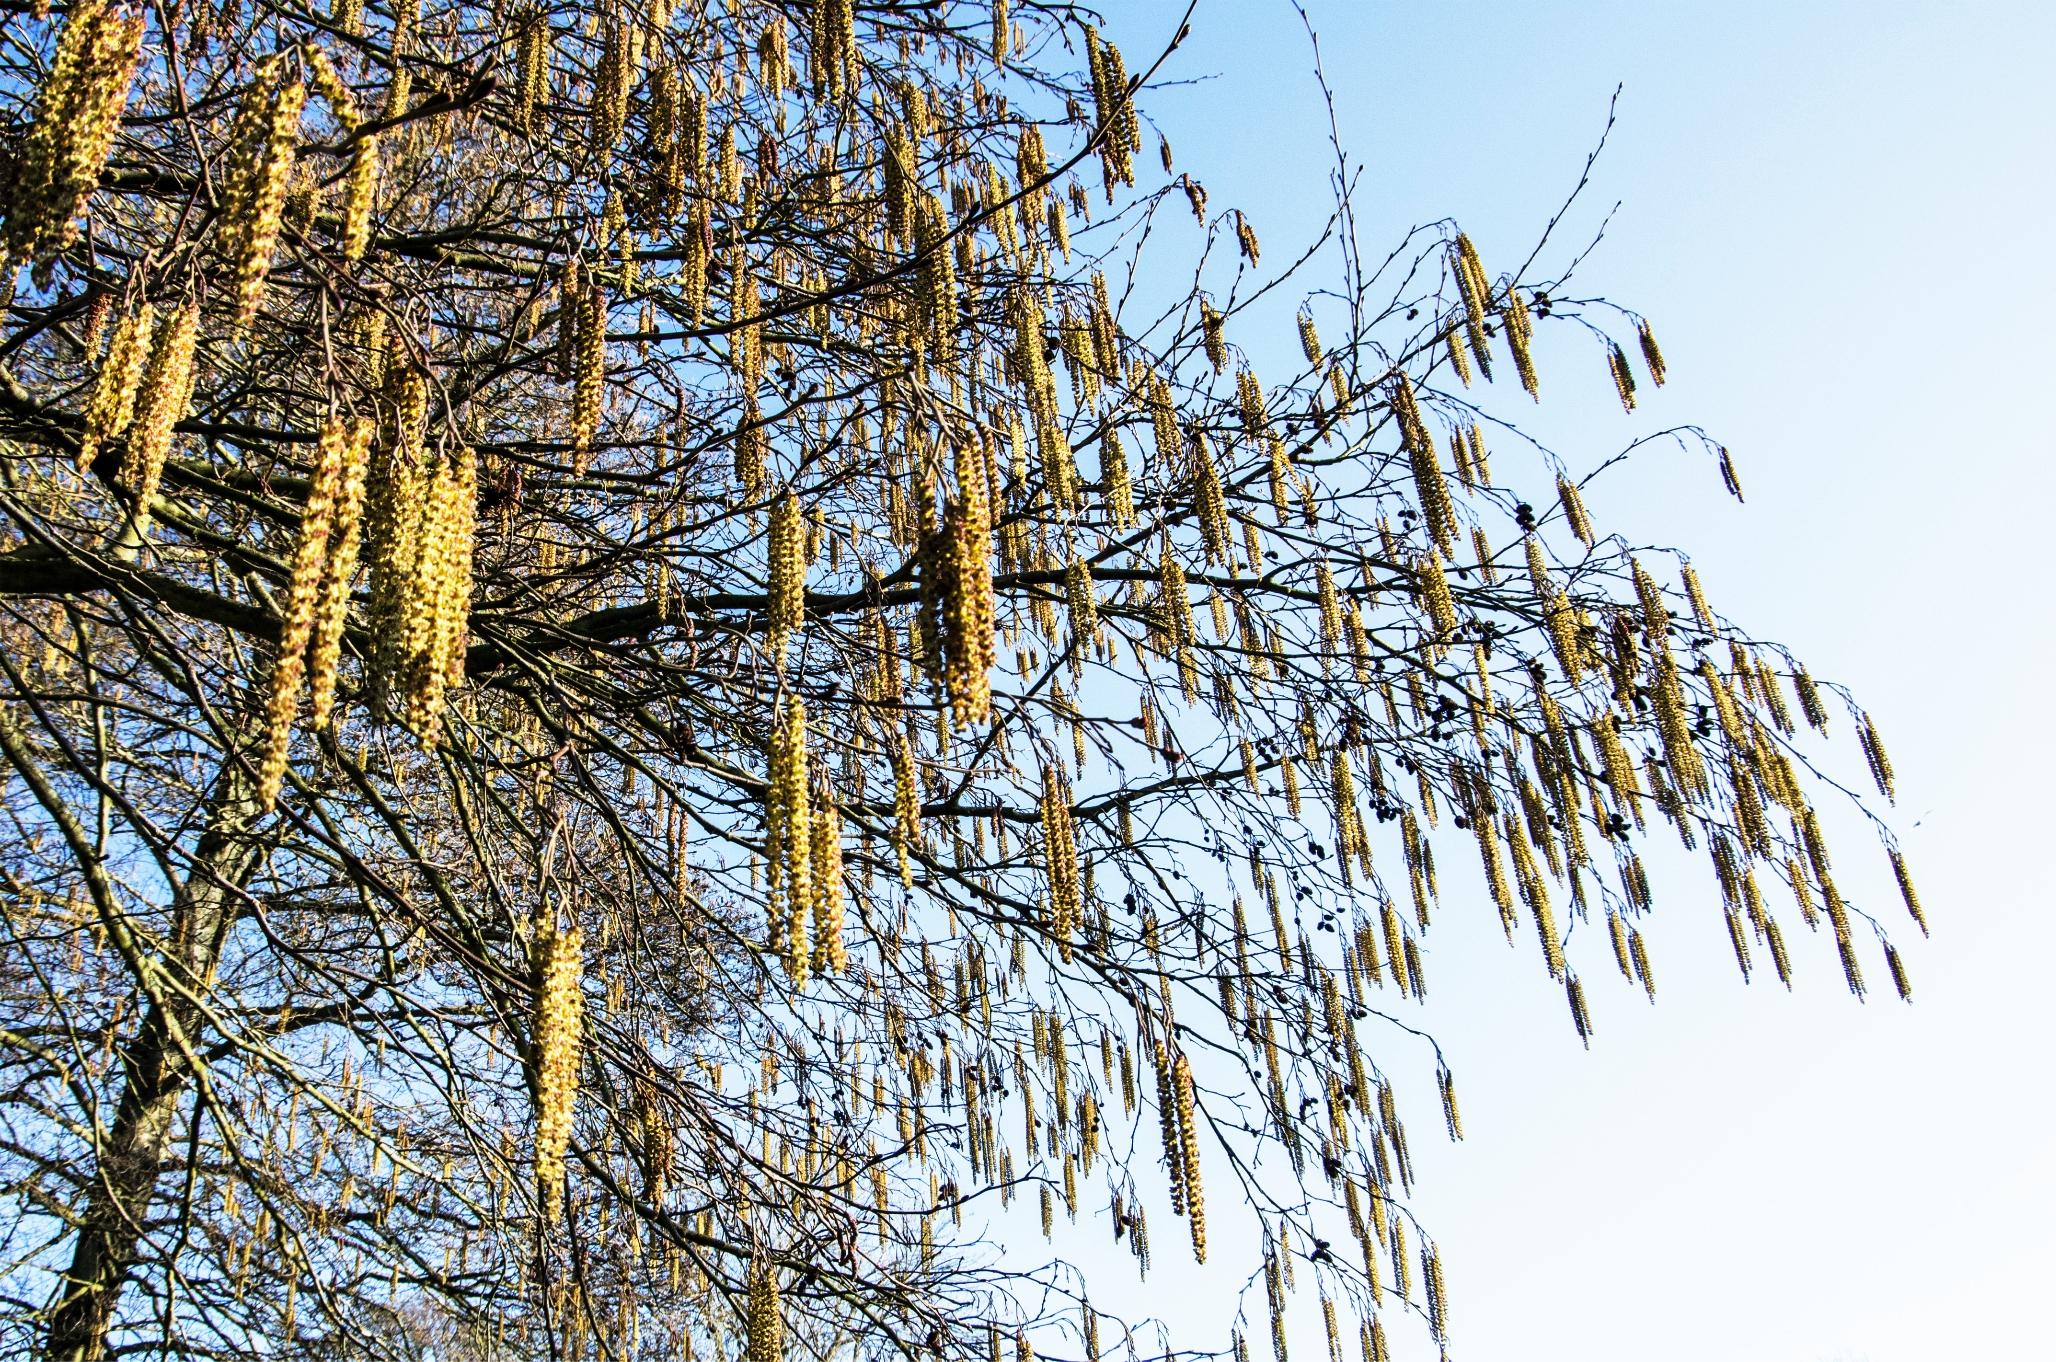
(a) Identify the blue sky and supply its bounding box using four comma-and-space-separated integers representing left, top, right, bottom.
1061, 4, 2056, 1359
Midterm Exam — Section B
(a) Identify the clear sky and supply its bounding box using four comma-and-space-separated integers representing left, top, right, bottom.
1060, 4, 2054, 1360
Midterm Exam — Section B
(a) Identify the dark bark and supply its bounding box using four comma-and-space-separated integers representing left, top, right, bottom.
41, 756, 267, 1362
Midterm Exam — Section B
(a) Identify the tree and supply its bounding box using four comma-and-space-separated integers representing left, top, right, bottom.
0, 2, 1923, 1360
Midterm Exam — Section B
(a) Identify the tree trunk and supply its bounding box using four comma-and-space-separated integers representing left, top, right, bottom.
43, 754, 267, 1362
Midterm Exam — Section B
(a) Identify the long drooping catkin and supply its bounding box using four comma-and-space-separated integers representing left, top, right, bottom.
746, 1257, 783, 1362
942, 443, 996, 726
340, 135, 381, 262
1041, 763, 1080, 957
307, 419, 377, 727
532, 917, 584, 1223
3, 0, 145, 263
812, 801, 847, 973
258, 411, 372, 809
1173, 1050, 1206, 1263
768, 492, 805, 666
77, 302, 152, 471
571, 283, 606, 467
218, 59, 308, 329
766, 696, 814, 984
121, 301, 202, 524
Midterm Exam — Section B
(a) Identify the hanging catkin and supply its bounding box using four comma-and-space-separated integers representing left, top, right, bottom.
218, 57, 308, 329
768, 492, 805, 666
121, 300, 202, 525
532, 917, 584, 1222
257, 410, 375, 809
77, 302, 153, 471
571, 283, 606, 467
765, 696, 814, 985
2, 0, 146, 263
746, 1257, 783, 1362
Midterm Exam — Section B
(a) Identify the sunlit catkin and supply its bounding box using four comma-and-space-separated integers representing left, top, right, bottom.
1064, 556, 1100, 647
1558, 475, 1596, 547
1452, 232, 1494, 378
77, 302, 152, 471
942, 447, 996, 726
258, 410, 370, 810
1637, 319, 1668, 385
1392, 377, 1457, 555
219, 60, 308, 329
766, 696, 814, 985
1608, 342, 1638, 412
341, 135, 380, 262
306, 417, 375, 729
1174, 1051, 1206, 1263
4, 0, 146, 263
768, 492, 805, 666
1889, 850, 1928, 935
812, 802, 848, 973
122, 300, 201, 523
1041, 762, 1081, 958
532, 917, 584, 1223
571, 283, 606, 468
746, 1257, 783, 1362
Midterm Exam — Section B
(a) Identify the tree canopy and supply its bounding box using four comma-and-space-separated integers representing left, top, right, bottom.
0, 2, 1923, 1361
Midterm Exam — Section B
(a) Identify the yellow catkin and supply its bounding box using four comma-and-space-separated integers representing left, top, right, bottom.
515, 10, 551, 135
77, 302, 153, 471
746, 1258, 783, 1362
1298, 311, 1324, 367
219, 61, 308, 329
943, 443, 996, 725
1638, 319, 1669, 385
341, 135, 381, 262
1064, 556, 1100, 648
1889, 850, 1928, 935
1503, 285, 1540, 397
395, 447, 476, 740
1201, 300, 1228, 373
1608, 342, 1638, 411
1174, 1050, 1206, 1262
258, 411, 371, 809
1042, 762, 1081, 957
1681, 563, 1716, 630
4, 0, 146, 262
306, 418, 376, 728
121, 300, 202, 524
768, 492, 805, 666
1558, 474, 1596, 546
812, 802, 847, 973
1391, 376, 1456, 555
532, 917, 584, 1222
766, 696, 814, 986
1417, 552, 1459, 641
1451, 232, 1494, 379
571, 283, 607, 467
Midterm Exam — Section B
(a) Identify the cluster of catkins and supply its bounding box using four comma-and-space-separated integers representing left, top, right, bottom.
1, 0, 144, 265
75, 299, 202, 523
217, 54, 307, 329
257, 336, 478, 809
257, 412, 376, 809
759, 692, 847, 984
531, 918, 585, 1223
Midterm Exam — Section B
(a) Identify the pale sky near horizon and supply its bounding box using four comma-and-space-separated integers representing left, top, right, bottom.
1029, 5, 2055, 1361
